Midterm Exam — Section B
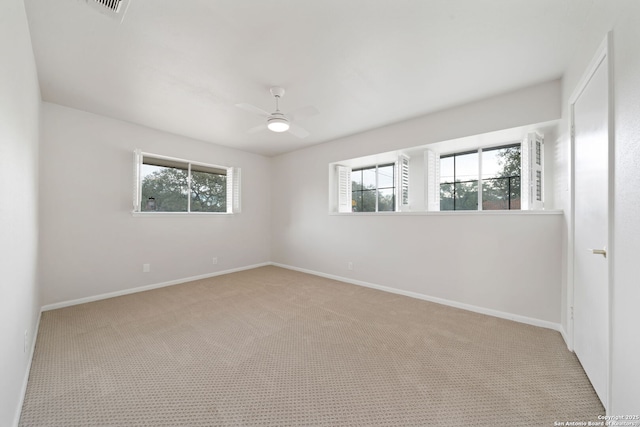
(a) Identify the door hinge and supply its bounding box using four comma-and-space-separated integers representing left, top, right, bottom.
571, 306, 574, 320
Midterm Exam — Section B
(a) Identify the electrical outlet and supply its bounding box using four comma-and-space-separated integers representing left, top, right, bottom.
24, 330, 28, 353
348, 261, 353, 271
143, 263, 150, 273
212, 257, 218, 265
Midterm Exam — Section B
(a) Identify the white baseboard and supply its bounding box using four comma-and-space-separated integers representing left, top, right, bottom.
23, 261, 565, 426
271, 262, 563, 333
39, 259, 565, 332
41, 263, 271, 312
559, 325, 572, 350
13, 310, 41, 427
22, 260, 568, 427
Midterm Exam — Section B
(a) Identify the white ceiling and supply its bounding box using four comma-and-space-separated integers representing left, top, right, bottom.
24, 0, 590, 156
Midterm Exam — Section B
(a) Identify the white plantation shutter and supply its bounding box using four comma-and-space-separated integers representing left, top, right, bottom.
533, 134, 544, 209
521, 132, 544, 210
521, 138, 530, 210
226, 167, 241, 213
398, 155, 410, 211
133, 149, 142, 212
425, 149, 440, 211
336, 165, 352, 213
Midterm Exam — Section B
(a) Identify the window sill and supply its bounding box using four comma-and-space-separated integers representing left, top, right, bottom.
329, 209, 563, 216
132, 211, 233, 217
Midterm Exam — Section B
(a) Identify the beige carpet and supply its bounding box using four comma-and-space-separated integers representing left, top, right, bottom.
20, 266, 603, 426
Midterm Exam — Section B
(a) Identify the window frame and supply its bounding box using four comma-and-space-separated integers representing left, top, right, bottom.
133, 150, 240, 215
331, 132, 544, 215
480, 143, 522, 211
351, 162, 397, 213
439, 142, 522, 211
440, 149, 480, 211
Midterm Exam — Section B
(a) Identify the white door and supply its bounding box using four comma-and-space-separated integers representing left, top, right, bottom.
572, 51, 609, 409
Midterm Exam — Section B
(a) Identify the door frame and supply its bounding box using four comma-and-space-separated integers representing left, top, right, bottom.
567, 31, 614, 411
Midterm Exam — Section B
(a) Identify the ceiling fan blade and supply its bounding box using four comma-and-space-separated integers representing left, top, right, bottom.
248, 123, 267, 134
289, 105, 319, 122
235, 103, 271, 117
288, 123, 310, 138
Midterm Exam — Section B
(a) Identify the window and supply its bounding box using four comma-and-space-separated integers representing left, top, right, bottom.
481, 144, 521, 210
440, 144, 521, 211
133, 151, 240, 214
333, 133, 542, 214
351, 164, 396, 212
332, 153, 409, 213
440, 151, 479, 211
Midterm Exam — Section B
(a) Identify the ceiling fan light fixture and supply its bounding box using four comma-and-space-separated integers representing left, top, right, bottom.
267, 116, 290, 132
237, 86, 314, 138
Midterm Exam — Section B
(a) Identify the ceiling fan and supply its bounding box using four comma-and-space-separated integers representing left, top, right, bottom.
236, 87, 319, 138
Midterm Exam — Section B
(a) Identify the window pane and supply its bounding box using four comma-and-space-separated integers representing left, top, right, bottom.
362, 168, 376, 189
361, 190, 376, 212
482, 177, 509, 210
352, 169, 363, 212
141, 164, 188, 212
454, 181, 478, 210
455, 152, 478, 183
352, 169, 363, 188
351, 164, 396, 213
481, 149, 502, 180
378, 188, 395, 211
482, 145, 520, 180
482, 145, 521, 210
440, 156, 454, 184
352, 191, 363, 212
482, 176, 522, 210
511, 176, 521, 210
440, 183, 454, 211
377, 164, 394, 188
190, 171, 227, 212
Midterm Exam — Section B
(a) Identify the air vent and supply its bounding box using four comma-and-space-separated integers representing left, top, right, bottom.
94, 0, 122, 12
85, 0, 130, 22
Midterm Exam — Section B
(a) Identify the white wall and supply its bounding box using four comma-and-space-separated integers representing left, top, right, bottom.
39, 103, 271, 306
611, 8, 640, 413
271, 82, 564, 325
555, 0, 640, 414
0, 1, 41, 425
